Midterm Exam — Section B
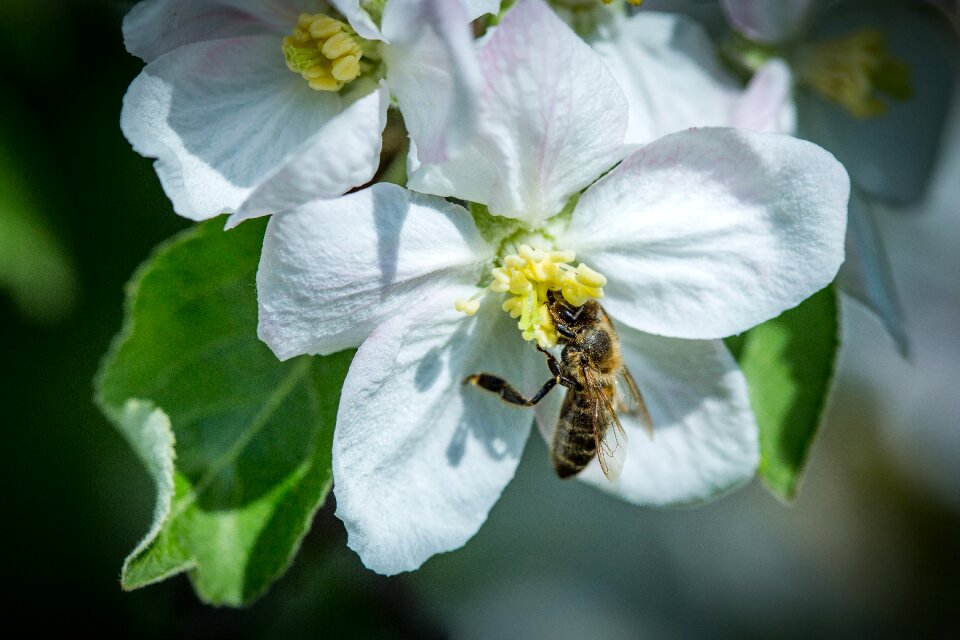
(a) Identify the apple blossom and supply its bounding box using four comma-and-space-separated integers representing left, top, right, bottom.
120, 0, 498, 226
257, 0, 849, 574
553, 4, 797, 144
714, 0, 958, 352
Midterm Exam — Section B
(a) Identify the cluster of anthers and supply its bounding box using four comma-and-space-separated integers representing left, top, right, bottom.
456, 244, 607, 349
283, 13, 366, 91
796, 29, 910, 118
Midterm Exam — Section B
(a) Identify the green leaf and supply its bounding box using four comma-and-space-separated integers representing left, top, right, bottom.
729, 286, 839, 501
96, 217, 352, 606
106, 400, 189, 587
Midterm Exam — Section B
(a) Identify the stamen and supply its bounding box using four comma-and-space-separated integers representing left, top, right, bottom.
457, 243, 606, 349
796, 29, 911, 118
282, 13, 367, 92
455, 297, 481, 316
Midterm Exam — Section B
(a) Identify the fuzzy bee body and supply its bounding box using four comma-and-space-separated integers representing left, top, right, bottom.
466, 291, 652, 481
552, 390, 600, 478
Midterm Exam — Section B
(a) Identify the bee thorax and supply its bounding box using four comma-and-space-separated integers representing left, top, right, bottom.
578, 327, 611, 360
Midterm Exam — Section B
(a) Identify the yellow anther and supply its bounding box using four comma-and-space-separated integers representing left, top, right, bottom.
796, 29, 911, 118
501, 297, 523, 318
282, 13, 368, 92
574, 263, 607, 288
310, 16, 342, 39
331, 55, 361, 82
455, 298, 481, 316
321, 32, 359, 59
456, 242, 606, 348
508, 271, 532, 295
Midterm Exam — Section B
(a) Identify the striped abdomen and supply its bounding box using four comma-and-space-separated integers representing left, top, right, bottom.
551, 391, 598, 478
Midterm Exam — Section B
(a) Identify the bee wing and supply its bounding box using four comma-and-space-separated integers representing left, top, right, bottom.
613, 366, 654, 440
584, 368, 628, 483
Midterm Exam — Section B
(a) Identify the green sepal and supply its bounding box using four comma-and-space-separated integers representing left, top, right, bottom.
727, 285, 840, 501
469, 201, 524, 246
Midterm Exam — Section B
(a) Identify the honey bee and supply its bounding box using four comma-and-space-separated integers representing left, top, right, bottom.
465, 290, 653, 480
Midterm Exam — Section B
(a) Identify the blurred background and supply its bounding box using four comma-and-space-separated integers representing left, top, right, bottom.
3, 0, 958, 637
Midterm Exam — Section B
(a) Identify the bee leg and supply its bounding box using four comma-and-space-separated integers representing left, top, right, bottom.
536, 345, 562, 375
558, 305, 584, 323
464, 344, 581, 407
554, 321, 576, 340
536, 345, 581, 392
463, 374, 556, 407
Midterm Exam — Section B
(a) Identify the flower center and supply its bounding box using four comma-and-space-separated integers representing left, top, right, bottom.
283, 13, 370, 92
456, 244, 607, 349
795, 29, 911, 118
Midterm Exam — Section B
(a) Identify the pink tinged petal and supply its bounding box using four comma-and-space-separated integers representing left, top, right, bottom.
719, 0, 816, 44
408, 0, 629, 227
536, 328, 758, 505
330, 0, 385, 40
731, 58, 797, 135
123, 0, 313, 62
590, 12, 743, 145
334, 294, 541, 575
257, 183, 491, 360
563, 127, 849, 340
228, 84, 389, 227
382, 0, 482, 163
120, 35, 343, 221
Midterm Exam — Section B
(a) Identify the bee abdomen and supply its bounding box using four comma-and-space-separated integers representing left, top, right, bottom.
551, 421, 596, 479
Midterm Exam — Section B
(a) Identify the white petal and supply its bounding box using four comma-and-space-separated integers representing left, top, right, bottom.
123, 0, 311, 62
720, 0, 816, 44
589, 12, 742, 145
563, 127, 849, 340
334, 294, 541, 575
228, 84, 388, 227
731, 59, 797, 135
536, 327, 758, 505
330, 0, 384, 40
383, 0, 481, 163
408, 0, 628, 227
407, 139, 499, 207
120, 35, 343, 221
257, 183, 491, 359
838, 189, 907, 355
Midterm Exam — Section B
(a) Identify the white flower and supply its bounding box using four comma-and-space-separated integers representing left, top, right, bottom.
585, 8, 796, 144
716, 0, 959, 352
120, 0, 497, 226
257, 0, 849, 574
